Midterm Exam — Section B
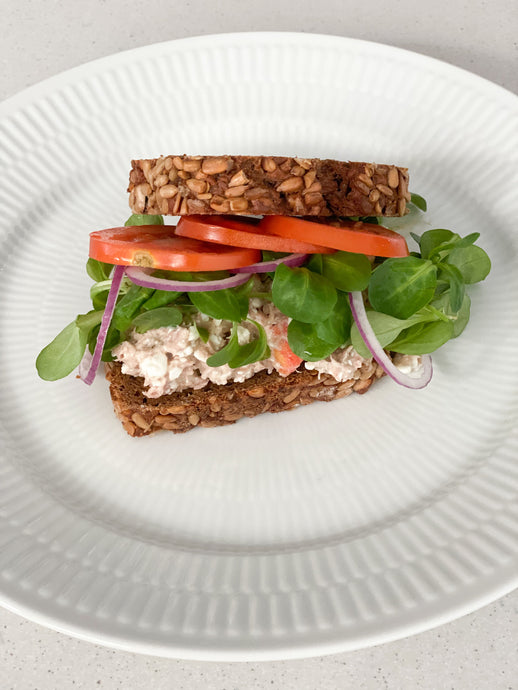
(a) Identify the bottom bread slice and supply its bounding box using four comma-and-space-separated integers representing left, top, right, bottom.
106, 360, 386, 437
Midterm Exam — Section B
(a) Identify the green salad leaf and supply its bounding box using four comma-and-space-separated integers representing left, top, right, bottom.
320, 251, 372, 292
287, 291, 352, 361
36, 309, 103, 380
368, 257, 438, 319
111, 284, 155, 332
272, 263, 337, 323
410, 193, 427, 212
140, 289, 181, 311
438, 263, 465, 312
86, 258, 113, 282
36, 321, 88, 381
314, 290, 352, 346
131, 307, 183, 334
195, 325, 210, 343
431, 292, 471, 338
205, 324, 241, 367
228, 321, 270, 368
124, 213, 164, 227
189, 279, 252, 322
418, 229, 457, 260
206, 321, 271, 369
89, 279, 112, 310
351, 310, 432, 359
387, 320, 455, 354
445, 245, 491, 284
287, 321, 339, 361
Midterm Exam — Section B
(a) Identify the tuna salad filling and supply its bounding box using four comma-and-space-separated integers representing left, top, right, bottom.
113, 300, 422, 398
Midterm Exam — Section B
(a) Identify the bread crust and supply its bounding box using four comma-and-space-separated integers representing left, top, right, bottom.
106, 360, 385, 437
128, 155, 409, 218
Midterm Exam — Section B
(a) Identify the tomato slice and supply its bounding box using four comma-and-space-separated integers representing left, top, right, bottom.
89, 226, 261, 272
258, 217, 409, 258
175, 215, 334, 254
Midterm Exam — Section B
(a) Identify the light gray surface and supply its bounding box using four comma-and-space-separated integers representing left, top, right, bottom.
1, 0, 518, 688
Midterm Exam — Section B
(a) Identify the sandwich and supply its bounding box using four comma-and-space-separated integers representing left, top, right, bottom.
36, 155, 491, 436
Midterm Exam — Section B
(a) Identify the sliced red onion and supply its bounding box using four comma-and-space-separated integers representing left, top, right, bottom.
79, 265, 125, 385
78, 347, 93, 381
349, 291, 433, 389
125, 266, 251, 292
231, 253, 309, 273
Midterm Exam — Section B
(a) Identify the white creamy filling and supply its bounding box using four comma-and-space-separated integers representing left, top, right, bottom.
304, 346, 367, 382
391, 353, 423, 377
113, 308, 278, 398
113, 302, 422, 398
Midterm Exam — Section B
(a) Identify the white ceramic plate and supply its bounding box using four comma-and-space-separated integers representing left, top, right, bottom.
1, 33, 517, 661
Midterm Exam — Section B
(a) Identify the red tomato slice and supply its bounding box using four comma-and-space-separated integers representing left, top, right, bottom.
258, 217, 409, 258
89, 226, 261, 271
175, 215, 334, 254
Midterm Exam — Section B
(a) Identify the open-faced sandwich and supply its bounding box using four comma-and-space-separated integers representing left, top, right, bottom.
36, 155, 491, 436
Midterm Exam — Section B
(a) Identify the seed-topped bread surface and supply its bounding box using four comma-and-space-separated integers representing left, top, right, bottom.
128, 155, 410, 218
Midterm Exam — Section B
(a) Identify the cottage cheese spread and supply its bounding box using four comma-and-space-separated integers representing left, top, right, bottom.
113, 302, 420, 398
392, 353, 423, 377
304, 345, 366, 381
113, 318, 274, 398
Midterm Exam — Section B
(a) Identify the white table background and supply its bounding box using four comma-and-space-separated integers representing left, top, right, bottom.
1, 1, 517, 688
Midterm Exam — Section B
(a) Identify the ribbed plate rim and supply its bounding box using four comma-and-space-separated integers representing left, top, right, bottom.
1, 31, 517, 114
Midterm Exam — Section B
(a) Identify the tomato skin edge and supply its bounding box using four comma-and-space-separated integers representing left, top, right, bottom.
259, 216, 409, 258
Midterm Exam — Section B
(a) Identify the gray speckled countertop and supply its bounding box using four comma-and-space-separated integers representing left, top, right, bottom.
1, 1, 518, 687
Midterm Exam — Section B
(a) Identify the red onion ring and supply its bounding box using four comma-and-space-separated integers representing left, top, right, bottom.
349, 291, 433, 389
125, 266, 251, 292
79, 265, 125, 385
231, 253, 309, 273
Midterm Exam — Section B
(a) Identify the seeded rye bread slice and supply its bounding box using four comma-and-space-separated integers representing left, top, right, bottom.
128, 155, 410, 219
106, 360, 387, 437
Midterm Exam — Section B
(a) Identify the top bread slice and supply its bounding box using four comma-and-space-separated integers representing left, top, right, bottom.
128, 155, 410, 218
